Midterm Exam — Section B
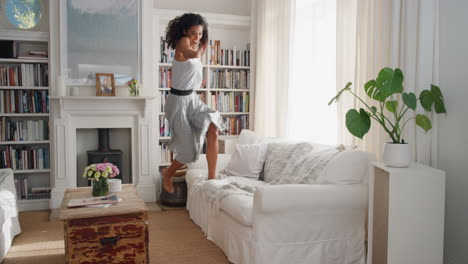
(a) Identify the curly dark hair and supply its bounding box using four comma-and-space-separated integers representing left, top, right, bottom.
165, 13, 208, 49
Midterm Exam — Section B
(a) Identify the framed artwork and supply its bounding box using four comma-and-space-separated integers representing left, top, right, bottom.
96, 73, 115, 96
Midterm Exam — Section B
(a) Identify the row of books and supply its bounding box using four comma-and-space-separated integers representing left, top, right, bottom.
160, 91, 169, 112
0, 64, 49, 87
159, 68, 172, 88
159, 37, 251, 67
159, 115, 170, 137
159, 142, 172, 163
210, 91, 250, 113
220, 116, 249, 136
0, 90, 49, 114
0, 117, 49, 141
14, 177, 51, 200
0, 146, 49, 170
210, 69, 250, 89
209, 40, 250, 66
160, 37, 175, 64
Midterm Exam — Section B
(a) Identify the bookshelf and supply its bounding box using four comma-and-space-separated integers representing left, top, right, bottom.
154, 9, 254, 168
0, 33, 51, 211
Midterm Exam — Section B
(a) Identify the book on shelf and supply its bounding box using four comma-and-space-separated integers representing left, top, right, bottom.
0, 146, 50, 170
209, 40, 250, 66
28, 51, 48, 56
0, 90, 49, 114
160, 37, 175, 64
210, 91, 249, 112
14, 177, 28, 199
67, 194, 119, 208
0, 117, 49, 141
30, 186, 51, 194
159, 142, 172, 163
221, 116, 249, 136
210, 69, 250, 89
16, 55, 48, 61
0, 64, 49, 87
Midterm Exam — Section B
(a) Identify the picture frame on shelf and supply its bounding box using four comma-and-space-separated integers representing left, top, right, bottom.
96, 73, 115, 96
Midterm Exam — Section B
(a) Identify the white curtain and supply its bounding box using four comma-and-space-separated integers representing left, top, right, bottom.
396, 0, 440, 166
287, 0, 337, 145
252, 0, 295, 138
337, 0, 439, 165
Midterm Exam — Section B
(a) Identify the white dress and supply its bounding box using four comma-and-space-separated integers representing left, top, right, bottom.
164, 57, 225, 164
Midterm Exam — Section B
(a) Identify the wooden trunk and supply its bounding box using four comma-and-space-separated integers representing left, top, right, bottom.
59, 185, 149, 264
64, 213, 148, 264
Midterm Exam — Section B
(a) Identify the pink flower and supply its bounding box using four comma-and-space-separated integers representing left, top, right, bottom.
96, 163, 106, 172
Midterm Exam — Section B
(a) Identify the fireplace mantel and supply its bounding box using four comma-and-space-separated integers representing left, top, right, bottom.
49, 96, 158, 208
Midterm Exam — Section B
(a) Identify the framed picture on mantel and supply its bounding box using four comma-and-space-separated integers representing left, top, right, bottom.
96, 73, 115, 96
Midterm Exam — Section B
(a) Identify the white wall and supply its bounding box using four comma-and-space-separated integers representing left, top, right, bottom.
153, 0, 251, 16
439, 1, 468, 263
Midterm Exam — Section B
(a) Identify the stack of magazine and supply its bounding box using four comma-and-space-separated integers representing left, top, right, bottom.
67, 194, 119, 208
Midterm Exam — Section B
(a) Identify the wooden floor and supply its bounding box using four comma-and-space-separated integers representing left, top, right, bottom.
3, 207, 230, 264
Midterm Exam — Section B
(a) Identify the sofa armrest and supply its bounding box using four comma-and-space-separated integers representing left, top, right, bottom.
186, 154, 232, 171
253, 184, 368, 214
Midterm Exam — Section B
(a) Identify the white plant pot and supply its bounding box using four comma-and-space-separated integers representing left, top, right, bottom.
382, 142, 412, 168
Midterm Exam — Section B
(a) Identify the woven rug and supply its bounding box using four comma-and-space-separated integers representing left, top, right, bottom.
3, 209, 229, 264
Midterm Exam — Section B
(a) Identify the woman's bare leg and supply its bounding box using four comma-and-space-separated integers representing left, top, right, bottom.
162, 159, 184, 193
206, 123, 219, 179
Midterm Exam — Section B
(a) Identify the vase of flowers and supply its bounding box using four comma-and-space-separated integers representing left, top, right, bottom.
83, 163, 120, 197
127, 78, 139, 96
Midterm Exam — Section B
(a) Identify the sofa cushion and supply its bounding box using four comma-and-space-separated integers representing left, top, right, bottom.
316, 150, 369, 184
219, 195, 254, 227
221, 143, 268, 180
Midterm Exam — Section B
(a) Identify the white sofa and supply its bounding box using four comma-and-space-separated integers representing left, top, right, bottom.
0, 168, 21, 262
186, 131, 371, 264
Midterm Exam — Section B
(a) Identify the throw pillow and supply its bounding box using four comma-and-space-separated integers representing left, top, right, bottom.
238, 129, 260, 145
221, 143, 268, 180
315, 150, 370, 184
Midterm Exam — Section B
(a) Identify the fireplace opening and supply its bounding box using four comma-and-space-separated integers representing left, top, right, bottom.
76, 128, 131, 187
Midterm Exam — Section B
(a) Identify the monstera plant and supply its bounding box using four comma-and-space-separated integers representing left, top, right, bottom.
328, 67, 447, 167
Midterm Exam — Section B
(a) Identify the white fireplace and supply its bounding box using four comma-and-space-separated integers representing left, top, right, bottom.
49, 96, 158, 208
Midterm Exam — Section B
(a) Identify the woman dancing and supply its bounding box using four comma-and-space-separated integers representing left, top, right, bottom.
162, 13, 225, 193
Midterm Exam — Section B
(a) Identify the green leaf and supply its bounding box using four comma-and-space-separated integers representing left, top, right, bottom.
376, 67, 404, 98
371, 106, 377, 114
402, 92, 417, 110
385, 101, 398, 113
346, 108, 371, 139
328, 82, 352, 105
431, 84, 443, 98
416, 114, 432, 133
420, 90, 434, 111
431, 85, 447, 113
364, 80, 386, 102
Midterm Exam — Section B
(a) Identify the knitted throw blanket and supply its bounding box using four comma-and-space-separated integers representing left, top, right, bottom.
208, 142, 342, 214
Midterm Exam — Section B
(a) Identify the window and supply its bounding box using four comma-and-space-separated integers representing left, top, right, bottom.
63, 0, 140, 85
287, 0, 337, 145
4, 0, 43, 29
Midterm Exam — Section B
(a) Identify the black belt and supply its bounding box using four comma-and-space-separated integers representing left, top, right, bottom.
170, 88, 193, 96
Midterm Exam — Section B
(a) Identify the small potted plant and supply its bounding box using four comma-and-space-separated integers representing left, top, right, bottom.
83, 163, 120, 196
329, 67, 446, 167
